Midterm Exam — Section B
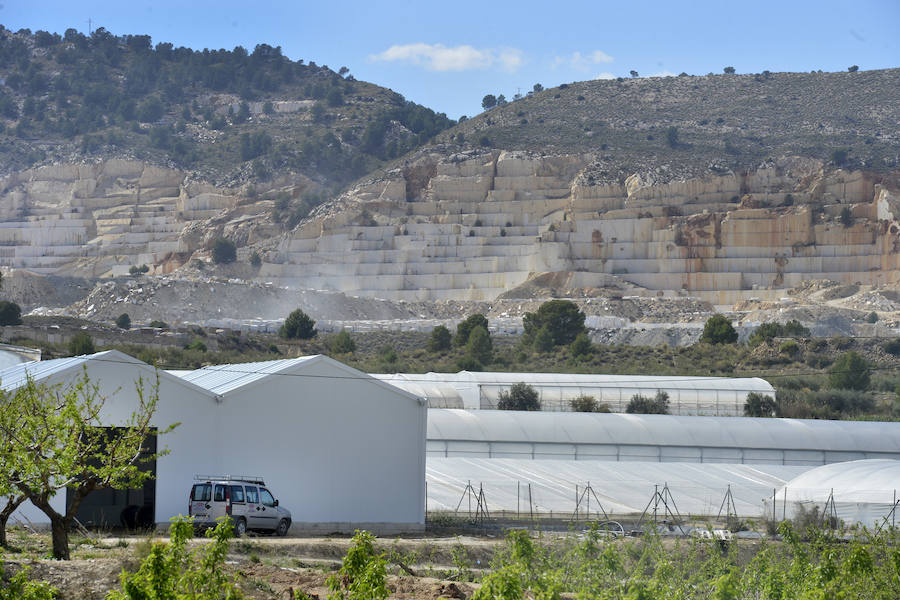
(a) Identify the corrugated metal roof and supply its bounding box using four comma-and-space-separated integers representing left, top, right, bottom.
428, 409, 900, 454
177, 356, 319, 395
0, 350, 123, 391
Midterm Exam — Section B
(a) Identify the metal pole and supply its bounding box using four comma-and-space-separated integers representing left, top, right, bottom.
783, 486, 787, 521
587, 481, 591, 518
654, 484, 659, 525
894, 490, 897, 528
575, 484, 579, 521
773, 488, 776, 521
517, 481, 520, 519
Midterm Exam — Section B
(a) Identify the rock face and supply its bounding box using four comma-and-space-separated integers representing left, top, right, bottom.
262, 151, 900, 304
0, 159, 241, 276
3, 154, 900, 309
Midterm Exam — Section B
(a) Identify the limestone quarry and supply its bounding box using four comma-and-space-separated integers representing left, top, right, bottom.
1, 151, 900, 343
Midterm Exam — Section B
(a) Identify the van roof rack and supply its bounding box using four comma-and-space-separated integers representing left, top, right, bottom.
194, 474, 266, 486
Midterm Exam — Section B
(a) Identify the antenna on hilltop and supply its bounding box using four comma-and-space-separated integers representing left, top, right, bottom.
87, 18, 93, 35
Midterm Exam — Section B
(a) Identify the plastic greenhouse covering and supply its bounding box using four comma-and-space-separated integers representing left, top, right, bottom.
426, 457, 810, 518
375, 371, 775, 415
427, 410, 900, 466
777, 459, 900, 528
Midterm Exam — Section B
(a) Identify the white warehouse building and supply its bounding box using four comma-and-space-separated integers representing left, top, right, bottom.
375, 371, 776, 416
0, 351, 427, 533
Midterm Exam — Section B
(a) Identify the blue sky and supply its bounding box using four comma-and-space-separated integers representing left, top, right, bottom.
4, 1, 898, 119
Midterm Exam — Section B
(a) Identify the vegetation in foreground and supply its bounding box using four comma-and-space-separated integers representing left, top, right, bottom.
1, 520, 899, 599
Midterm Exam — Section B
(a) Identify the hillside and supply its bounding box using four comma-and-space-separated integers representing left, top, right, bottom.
1, 26, 899, 336
446, 69, 900, 180
0, 26, 454, 197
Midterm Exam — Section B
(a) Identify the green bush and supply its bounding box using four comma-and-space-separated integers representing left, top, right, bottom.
883, 338, 900, 356
744, 392, 777, 417
279, 308, 317, 339
0, 559, 56, 599
109, 517, 241, 600
0, 301, 22, 326
497, 382, 541, 411
210, 237, 237, 264
115, 313, 131, 330
569, 394, 608, 413
427, 325, 452, 352
68, 331, 95, 355
148, 320, 168, 329
523, 300, 587, 347
626, 391, 669, 414
465, 325, 493, 365
455, 314, 489, 346
828, 351, 870, 390
327, 530, 389, 600
569, 332, 593, 359
699, 315, 738, 344
249, 251, 262, 267
331, 329, 356, 353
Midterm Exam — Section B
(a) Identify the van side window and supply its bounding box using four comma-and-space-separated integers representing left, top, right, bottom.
230, 485, 245, 503
214, 484, 226, 502
260, 488, 275, 507
245, 486, 259, 504
192, 484, 211, 502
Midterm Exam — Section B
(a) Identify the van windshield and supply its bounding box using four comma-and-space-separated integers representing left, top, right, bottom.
191, 484, 211, 502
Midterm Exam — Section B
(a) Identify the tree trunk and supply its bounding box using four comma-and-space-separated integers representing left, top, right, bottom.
50, 514, 70, 560
0, 494, 26, 548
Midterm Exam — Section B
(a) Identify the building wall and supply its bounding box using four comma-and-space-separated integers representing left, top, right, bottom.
212, 360, 426, 530
10, 358, 220, 528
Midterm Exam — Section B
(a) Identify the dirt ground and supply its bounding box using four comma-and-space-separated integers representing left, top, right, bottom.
2, 533, 495, 599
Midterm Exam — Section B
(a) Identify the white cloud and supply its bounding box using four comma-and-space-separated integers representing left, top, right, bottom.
648, 70, 677, 78
594, 72, 615, 80
553, 50, 615, 71
368, 43, 524, 72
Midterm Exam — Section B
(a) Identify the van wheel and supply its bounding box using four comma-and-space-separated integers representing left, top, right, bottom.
276, 519, 289, 537
234, 517, 247, 537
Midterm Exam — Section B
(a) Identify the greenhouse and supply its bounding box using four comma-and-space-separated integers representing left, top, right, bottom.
375, 371, 775, 416
427, 409, 900, 465
777, 459, 900, 528
426, 457, 809, 519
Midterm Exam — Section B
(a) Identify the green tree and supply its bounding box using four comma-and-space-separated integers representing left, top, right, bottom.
497, 382, 541, 411
569, 332, 593, 360
465, 325, 493, 365
828, 351, 870, 391
626, 391, 670, 414
211, 237, 237, 264
148, 320, 168, 329
533, 325, 554, 353
427, 325, 452, 352
840, 205, 853, 227
331, 329, 356, 354
68, 331, 95, 355
523, 300, 586, 347
455, 314, 489, 347
0, 372, 170, 559
327, 530, 389, 600
700, 314, 738, 344
723, 66, 736, 74
481, 94, 497, 110
0, 301, 22, 326
115, 312, 131, 329
249, 251, 262, 267
109, 517, 242, 600
744, 392, 778, 417
848, 65, 859, 72
279, 308, 317, 339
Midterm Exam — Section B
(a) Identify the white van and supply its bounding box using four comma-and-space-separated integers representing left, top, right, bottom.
189, 475, 292, 537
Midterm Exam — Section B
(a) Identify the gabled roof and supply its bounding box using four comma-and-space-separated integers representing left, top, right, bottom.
0, 349, 214, 397
176, 354, 424, 403
177, 356, 319, 395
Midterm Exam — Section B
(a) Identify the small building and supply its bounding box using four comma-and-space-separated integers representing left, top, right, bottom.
1, 351, 427, 533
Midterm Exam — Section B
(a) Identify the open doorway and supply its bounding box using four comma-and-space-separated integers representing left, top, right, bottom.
66, 429, 157, 530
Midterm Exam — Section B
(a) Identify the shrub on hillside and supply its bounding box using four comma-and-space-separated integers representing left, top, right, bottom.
331, 329, 356, 353
455, 314, 489, 347
115, 313, 131, 330
68, 332, 95, 355
210, 237, 237, 264
569, 394, 609, 413
427, 325, 452, 352
744, 392, 778, 417
523, 300, 586, 347
0, 301, 22, 326
279, 308, 317, 339
699, 315, 738, 344
828, 351, 870, 390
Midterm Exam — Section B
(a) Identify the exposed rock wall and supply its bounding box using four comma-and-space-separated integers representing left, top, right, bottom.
265, 152, 900, 304
0, 160, 241, 276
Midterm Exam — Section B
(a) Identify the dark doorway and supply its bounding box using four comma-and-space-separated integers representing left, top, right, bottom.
66, 429, 157, 530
